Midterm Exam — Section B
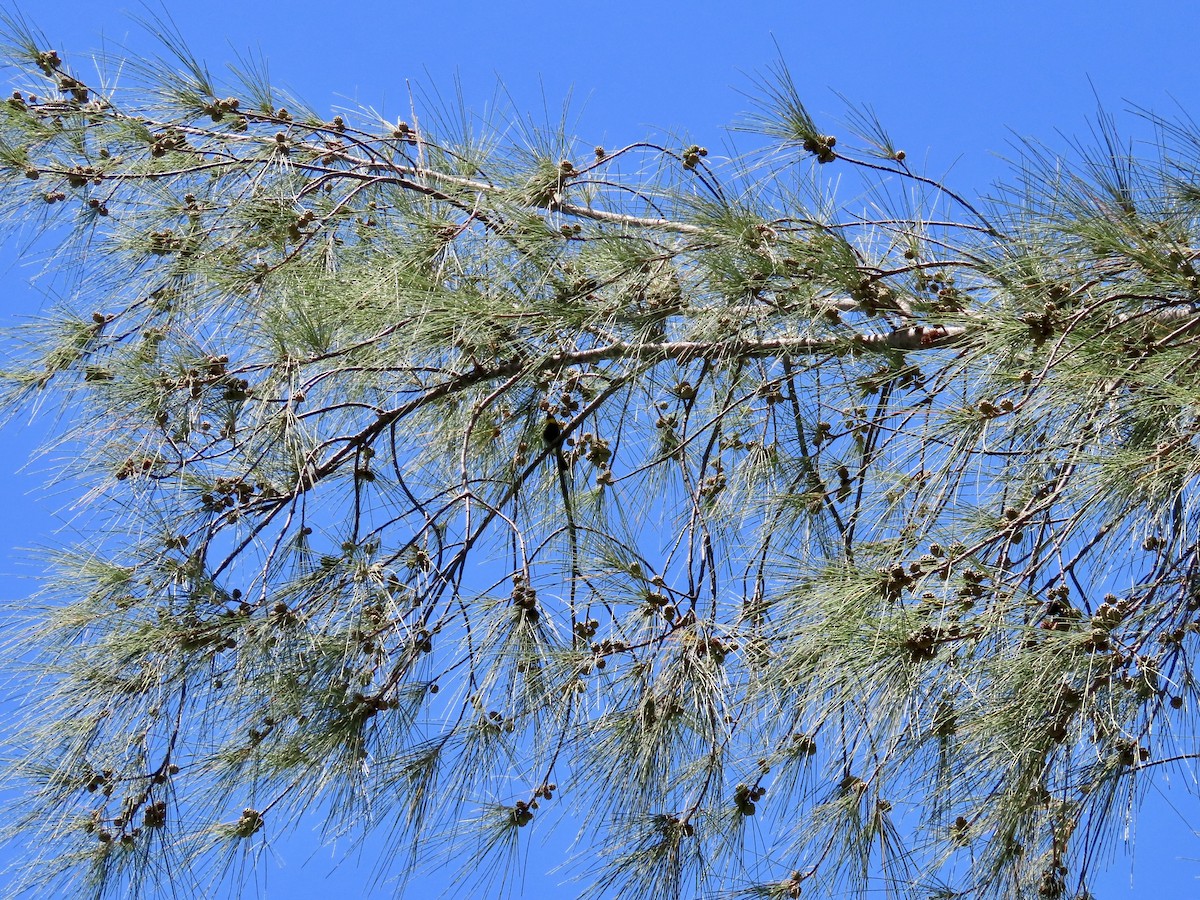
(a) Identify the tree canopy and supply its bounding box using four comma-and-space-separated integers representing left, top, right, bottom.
2, 11, 1200, 900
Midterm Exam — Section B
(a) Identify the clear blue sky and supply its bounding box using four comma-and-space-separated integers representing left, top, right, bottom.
2, 1, 1199, 897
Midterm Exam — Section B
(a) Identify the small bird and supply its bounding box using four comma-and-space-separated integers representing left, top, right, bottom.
542, 415, 568, 471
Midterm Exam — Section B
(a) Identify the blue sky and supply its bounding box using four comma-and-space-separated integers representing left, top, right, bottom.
2, 0, 1200, 897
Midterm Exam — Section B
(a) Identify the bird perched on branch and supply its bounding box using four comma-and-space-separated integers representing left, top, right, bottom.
542, 415, 568, 471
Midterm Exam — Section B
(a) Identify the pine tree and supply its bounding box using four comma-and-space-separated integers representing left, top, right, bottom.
1, 10, 1199, 899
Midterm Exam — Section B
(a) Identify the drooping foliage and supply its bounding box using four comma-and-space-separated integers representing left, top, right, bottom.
1, 11, 1200, 900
